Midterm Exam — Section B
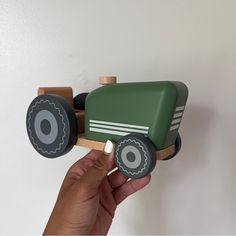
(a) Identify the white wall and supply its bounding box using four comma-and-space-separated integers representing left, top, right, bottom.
1, 0, 236, 234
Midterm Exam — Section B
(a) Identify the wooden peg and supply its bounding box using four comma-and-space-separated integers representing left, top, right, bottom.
99, 76, 117, 85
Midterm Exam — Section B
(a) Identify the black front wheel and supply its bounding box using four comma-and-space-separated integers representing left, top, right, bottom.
26, 94, 78, 158
114, 134, 156, 179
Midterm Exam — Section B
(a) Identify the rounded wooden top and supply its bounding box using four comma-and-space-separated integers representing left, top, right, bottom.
99, 76, 117, 85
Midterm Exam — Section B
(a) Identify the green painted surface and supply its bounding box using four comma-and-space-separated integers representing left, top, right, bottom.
85, 81, 188, 150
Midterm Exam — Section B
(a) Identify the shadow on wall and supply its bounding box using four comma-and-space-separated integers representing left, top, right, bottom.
129, 105, 216, 234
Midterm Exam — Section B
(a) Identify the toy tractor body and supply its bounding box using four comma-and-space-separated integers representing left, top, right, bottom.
26, 78, 188, 179
85, 81, 188, 150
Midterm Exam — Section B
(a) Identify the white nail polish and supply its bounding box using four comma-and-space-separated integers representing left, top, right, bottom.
104, 140, 114, 155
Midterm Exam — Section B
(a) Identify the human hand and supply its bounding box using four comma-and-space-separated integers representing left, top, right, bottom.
43, 150, 151, 235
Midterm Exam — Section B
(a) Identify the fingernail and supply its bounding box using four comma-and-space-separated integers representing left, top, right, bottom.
104, 140, 114, 155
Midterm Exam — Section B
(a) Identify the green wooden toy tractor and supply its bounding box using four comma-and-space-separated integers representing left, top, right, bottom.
26, 77, 188, 178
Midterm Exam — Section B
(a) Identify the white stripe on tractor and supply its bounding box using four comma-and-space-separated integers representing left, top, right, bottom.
173, 112, 183, 118
171, 118, 182, 125
89, 127, 130, 136
170, 124, 180, 131
89, 123, 148, 134
90, 119, 149, 130
176, 106, 185, 112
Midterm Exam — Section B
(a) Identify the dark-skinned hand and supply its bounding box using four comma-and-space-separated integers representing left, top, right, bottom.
43, 150, 151, 235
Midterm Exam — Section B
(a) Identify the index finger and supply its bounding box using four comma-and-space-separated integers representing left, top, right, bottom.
69, 149, 115, 177
68, 150, 103, 176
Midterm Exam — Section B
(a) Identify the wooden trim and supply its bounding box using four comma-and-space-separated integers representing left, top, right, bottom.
38, 87, 74, 108
76, 135, 105, 151
76, 135, 175, 160
156, 144, 175, 160
75, 111, 85, 134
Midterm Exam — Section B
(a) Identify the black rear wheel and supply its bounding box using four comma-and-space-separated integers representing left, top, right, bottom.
114, 134, 156, 179
74, 93, 89, 110
26, 94, 78, 158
